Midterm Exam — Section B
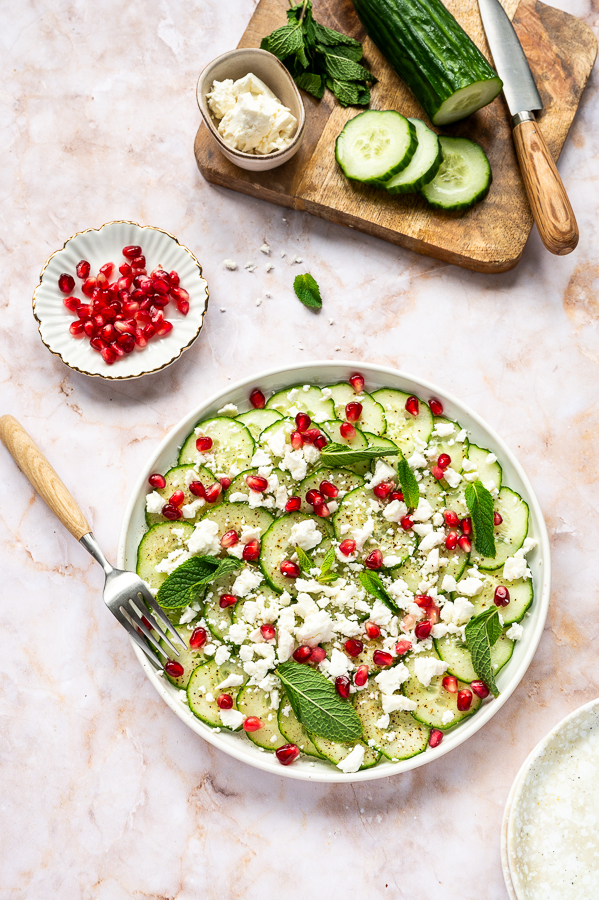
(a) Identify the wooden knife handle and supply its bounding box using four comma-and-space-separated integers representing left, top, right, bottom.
0, 415, 91, 540
513, 118, 578, 256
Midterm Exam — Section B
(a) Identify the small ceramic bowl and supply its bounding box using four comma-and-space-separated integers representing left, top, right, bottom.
197, 48, 305, 171
33, 221, 209, 381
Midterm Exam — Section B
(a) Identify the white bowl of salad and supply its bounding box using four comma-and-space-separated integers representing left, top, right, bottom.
119, 362, 550, 782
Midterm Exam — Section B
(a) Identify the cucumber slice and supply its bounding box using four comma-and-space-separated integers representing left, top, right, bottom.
199, 502, 274, 548
203, 582, 236, 640
256, 418, 295, 461
403, 652, 481, 728
187, 658, 247, 728
383, 118, 442, 194
226, 466, 294, 509
136, 521, 194, 592
321, 420, 371, 475
260, 511, 332, 593
472, 486, 529, 570
327, 383, 387, 435
391, 545, 469, 593
336, 111, 417, 184
428, 416, 466, 474
278, 701, 323, 758
435, 630, 514, 683
298, 466, 364, 514
179, 417, 255, 474
145, 464, 221, 527
363, 433, 399, 471
333, 485, 416, 563
370, 389, 433, 456
466, 444, 502, 490
266, 385, 334, 423
159, 626, 208, 689
421, 137, 492, 211
355, 677, 430, 761
236, 408, 282, 440
466, 572, 533, 625
310, 733, 381, 770
236, 685, 287, 750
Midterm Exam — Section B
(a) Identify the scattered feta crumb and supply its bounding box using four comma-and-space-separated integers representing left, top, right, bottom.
441, 710, 455, 726
506, 622, 524, 641
414, 656, 448, 687
146, 491, 164, 514
266, 263, 274, 272
337, 745, 365, 773
223, 259, 237, 270
260, 243, 270, 255
220, 708, 245, 729
217, 402, 238, 416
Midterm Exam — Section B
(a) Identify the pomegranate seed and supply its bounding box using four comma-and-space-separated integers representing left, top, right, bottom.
290, 431, 304, 450
295, 412, 311, 432
99, 262, 115, 278
438, 453, 451, 469
281, 559, 300, 578
189, 627, 207, 649
432, 466, 444, 481
169, 270, 180, 287
365, 621, 380, 639
220, 529, 239, 548
429, 398, 444, 416
310, 647, 326, 664
148, 473, 166, 489
349, 372, 365, 392
189, 481, 206, 498
306, 489, 324, 507
335, 676, 351, 699
302, 428, 322, 443
293, 645, 312, 663
389, 491, 404, 502
171, 286, 190, 304
164, 659, 184, 678
246, 474, 268, 492
177, 299, 190, 316
457, 689, 473, 712
58, 273, 75, 293
123, 245, 142, 259
354, 665, 369, 687
285, 497, 301, 512
169, 490, 185, 507
219, 594, 237, 609
82, 276, 97, 296
63, 296, 80, 312
458, 535, 472, 553
313, 435, 327, 451
494, 586, 510, 607
90, 337, 107, 352
132, 256, 147, 270
364, 549, 383, 569
372, 650, 393, 668
260, 623, 276, 641
414, 620, 432, 640
242, 539, 260, 561
161, 503, 182, 520
134, 329, 147, 348
395, 639, 412, 656
249, 389, 265, 408
217, 694, 233, 709
444, 510, 459, 527
405, 396, 419, 416
400, 515, 414, 531
340, 422, 356, 440
196, 436, 213, 453
373, 481, 394, 499
315, 503, 330, 518
101, 324, 116, 343
415, 594, 434, 610
76, 260, 91, 279
339, 538, 356, 556
429, 729, 443, 748
442, 675, 458, 693
156, 320, 173, 337
205, 483, 222, 504
96, 273, 108, 289
69, 321, 85, 336
345, 401, 363, 422
101, 346, 116, 365
344, 639, 363, 657
471, 681, 490, 699
119, 263, 132, 276
320, 480, 339, 499
494, 512, 503, 526
141, 616, 153, 631
220, 476, 232, 491
243, 717, 263, 732
460, 518, 472, 535
401, 614, 417, 632
276, 744, 300, 766
445, 532, 458, 550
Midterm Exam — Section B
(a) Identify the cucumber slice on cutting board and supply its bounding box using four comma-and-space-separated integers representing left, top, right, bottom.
355, 678, 430, 761
335, 110, 418, 184
236, 685, 287, 750
421, 137, 492, 211
370, 389, 433, 456
383, 118, 442, 194
179, 417, 255, 473
327, 382, 387, 435
136, 521, 194, 592
435, 630, 514, 683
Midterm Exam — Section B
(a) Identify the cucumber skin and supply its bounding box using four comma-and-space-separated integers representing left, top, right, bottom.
385, 124, 443, 194
335, 113, 418, 184
351, 0, 502, 125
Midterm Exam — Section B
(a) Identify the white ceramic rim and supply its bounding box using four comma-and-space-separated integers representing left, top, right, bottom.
118, 360, 551, 782
504, 695, 599, 897
32, 221, 209, 381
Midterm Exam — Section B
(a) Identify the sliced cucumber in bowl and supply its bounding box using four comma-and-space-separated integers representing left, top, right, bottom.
335, 110, 418, 184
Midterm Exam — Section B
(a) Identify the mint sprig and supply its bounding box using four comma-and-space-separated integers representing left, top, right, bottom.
358, 571, 400, 614
276, 660, 362, 742
320, 442, 399, 467
295, 546, 312, 572
157, 556, 244, 609
294, 273, 322, 310
397, 456, 420, 509
316, 546, 338, 584
464, 608, 502, 697
465, 480, 496, 558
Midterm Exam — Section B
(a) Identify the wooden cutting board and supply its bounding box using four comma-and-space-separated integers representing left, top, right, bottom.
194, 0, 596, 273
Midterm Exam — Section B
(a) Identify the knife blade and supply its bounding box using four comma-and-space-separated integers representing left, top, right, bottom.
478, 0, 578, 255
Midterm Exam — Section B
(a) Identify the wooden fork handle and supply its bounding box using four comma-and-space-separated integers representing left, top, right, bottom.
0, 415, 91, 540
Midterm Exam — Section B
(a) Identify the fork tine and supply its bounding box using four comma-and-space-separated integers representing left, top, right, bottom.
120, 615, 165, 669
128, 596, 181, 657
138, 585, 187, 649
125, 605, 173, 658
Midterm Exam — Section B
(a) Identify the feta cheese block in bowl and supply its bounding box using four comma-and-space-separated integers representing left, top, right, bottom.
119, 361, 550, 782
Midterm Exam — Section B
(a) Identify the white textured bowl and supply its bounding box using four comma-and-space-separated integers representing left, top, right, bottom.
33, 221, 209, 380
118, 361, 551, 782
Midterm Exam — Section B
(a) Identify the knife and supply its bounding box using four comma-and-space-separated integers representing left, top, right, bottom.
478, 0, 578, 255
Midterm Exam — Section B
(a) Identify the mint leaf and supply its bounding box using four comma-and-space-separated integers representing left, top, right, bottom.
465, 608, 501, 697
320, 442, 399, 467
324, 52, 375, 84
296, 546, 312, 572
276, 661, 362, 742
267, 22, 308, 68
326, 77, 361, 107
312, 22, 363, 50
465, 480, 496, 558
295, 72, 324, 99
294, 273, 322, 309
156, 555, 243, 609
358, 571, 400, 614
397, 457, 420, 509
317, 546, 338, 584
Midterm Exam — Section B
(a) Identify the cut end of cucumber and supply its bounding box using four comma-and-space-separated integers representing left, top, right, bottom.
432, 77, 503, 125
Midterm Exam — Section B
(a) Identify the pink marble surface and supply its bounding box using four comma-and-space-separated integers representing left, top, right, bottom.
1, 0, 599, 897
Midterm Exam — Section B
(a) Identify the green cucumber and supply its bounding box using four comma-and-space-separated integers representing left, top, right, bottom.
179, 417, 254, 474
260, 511, 332, 592
187, 659, 247, 728
145, 464, 220, 527
435, 630, 514, 683
159, 628, 208, 689
278, 701, 323, 758
298, 466, 364, 514
355, 678, 430, 761
334, 485, 416, 563
236, 408, 282, 440
403, 652, 481, 728
383, 118, 442, 194
310, 733, 381, 770
236, 685, 287, 750
472, 486, 529, 570
465, 443, 502, 490
465, 571, 533, 625
370, 389, 433, 456
136, 521, 194, 592
421, 137, 492, 211
327, 382, 387, 435
266, 385, 334, 423
198, 502, 274, 548
335, 111, 417, 184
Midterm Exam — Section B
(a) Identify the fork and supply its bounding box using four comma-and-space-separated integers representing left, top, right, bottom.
0, 415, 185, 668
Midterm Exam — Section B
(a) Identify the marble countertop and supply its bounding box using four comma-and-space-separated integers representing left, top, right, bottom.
2, 0, 599, 897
